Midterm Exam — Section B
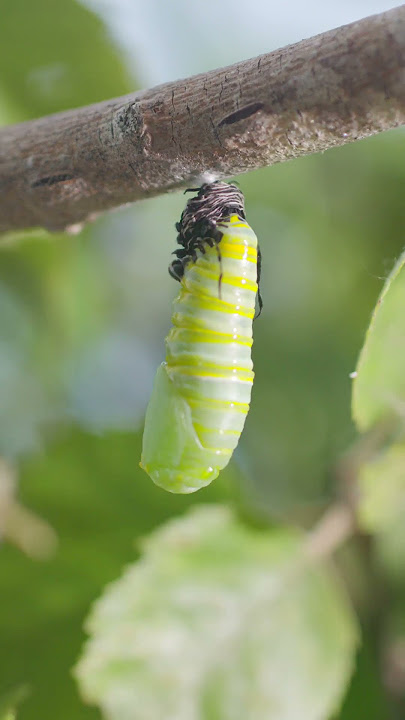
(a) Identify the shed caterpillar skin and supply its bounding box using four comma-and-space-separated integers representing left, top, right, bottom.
140, 182, 261, 493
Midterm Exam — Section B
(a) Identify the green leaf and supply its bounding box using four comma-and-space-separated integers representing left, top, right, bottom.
352, 251, 405, 432
374, 515, 405, 588
358, 444, 405, 532
75, 506, 358, 720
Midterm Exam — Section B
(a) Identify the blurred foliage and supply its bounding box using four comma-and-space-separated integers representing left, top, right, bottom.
353, 250, 405, 432
0, 429, 231, 720
0, 685, 28, 720
1, 0, 405, 719
0, 0, 133, 121
75, 506, 357, 720
358, 446, 405, 533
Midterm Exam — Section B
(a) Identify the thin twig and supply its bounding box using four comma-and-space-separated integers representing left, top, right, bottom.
1, 4, 405, 233
0, 459, 57, 559
304, 503, 355, 560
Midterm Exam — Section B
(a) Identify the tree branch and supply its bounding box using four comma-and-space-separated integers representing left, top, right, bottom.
1, 4, 405, 233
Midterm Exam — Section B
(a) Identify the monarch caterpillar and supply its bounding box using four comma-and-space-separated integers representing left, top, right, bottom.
140, 182, 261, 493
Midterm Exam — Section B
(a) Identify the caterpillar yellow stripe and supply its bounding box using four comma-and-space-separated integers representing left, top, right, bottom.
140, 182, 260, 493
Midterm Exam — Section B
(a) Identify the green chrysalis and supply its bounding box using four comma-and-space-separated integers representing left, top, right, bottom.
141, 182, 260, 493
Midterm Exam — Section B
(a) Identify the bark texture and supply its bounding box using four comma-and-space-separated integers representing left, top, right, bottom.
1, 5, 405, 232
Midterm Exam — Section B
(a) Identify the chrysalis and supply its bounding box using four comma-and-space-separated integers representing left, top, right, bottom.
140, 182, 261, 493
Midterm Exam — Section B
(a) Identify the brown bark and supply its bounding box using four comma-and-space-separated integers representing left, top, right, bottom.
1, 5, 405, 233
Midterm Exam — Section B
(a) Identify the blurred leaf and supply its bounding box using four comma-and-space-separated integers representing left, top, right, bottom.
375, 515, 405, 589
0, 686, 29, 720
0, 430, 231, 720
338, 637, 388, 720
0, 0, 133, 121
359, 446, 405, 588
357, 445, 405, 533
76, 505, 358, 720
352, 250, 405, 433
